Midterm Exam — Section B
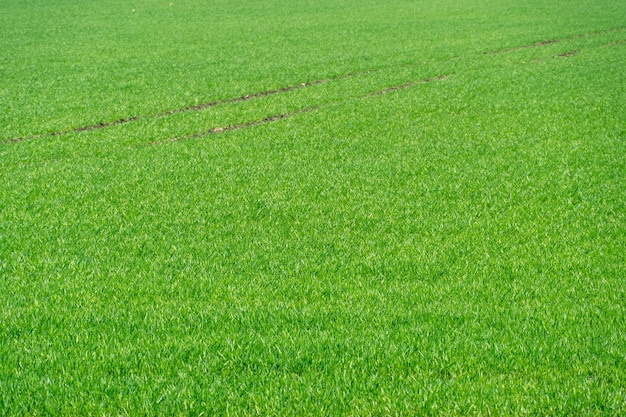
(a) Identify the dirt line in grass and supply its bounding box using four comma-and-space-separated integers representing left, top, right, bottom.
599, 38, 626, 48
557, 50, 579, 58
6, 27, 624, 144
7, 69, 380, 143
151, 106, 321, 145
151, 75, 448, 145
487, 26, 626, 54
528, 37, 626, 63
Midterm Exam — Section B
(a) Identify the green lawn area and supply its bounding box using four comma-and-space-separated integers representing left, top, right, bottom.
1, 0, 626, 415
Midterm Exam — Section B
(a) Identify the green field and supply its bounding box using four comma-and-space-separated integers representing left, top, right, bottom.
1, 0, 626, 415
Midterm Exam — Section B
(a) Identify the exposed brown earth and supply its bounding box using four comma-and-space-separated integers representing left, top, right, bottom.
557, 50, 579, 58
5, 27, 624, 144
487, 26, 625, 54
8, 70, 378, 143
152, 75, 449, 145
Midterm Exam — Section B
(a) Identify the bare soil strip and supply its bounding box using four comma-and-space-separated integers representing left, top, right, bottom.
6, 27, 624, 144
152, 75, 448, 145
152, 106, 321, 145
557, 50, 579, 58
487, 26, 626, 54
8, 69, 378, 143
489, 39, 559, 56
601, 39, 626, 48
528, 36, 625, 62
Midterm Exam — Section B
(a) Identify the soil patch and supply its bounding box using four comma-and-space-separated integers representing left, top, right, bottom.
8, 69, 381, 143
557, 50, 579, 58
153, 75, 448, 145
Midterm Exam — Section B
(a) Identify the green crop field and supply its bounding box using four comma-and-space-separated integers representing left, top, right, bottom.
1, 0, 626, 415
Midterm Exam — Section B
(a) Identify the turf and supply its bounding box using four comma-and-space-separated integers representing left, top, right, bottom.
1, 0, 626, 415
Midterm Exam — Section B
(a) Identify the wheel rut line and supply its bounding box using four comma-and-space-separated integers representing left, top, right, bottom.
6, 69, 380, 144
150, 106, 322, 145
486, 26, 626, 55
5, 26, 624, 144
150, 75, 448, 145
526, 37, 626, 63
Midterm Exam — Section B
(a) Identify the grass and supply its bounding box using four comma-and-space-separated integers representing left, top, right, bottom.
1, 0, 626, 415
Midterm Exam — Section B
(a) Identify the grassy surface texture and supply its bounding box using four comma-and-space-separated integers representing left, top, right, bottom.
2, 0, 626, 415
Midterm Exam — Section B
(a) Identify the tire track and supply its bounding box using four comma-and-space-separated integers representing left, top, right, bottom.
5, 26, 625, 144
487, 26, 626, 54
150, 26, 622, 145
7, 69, 378, 143
150, 75, 448, 145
